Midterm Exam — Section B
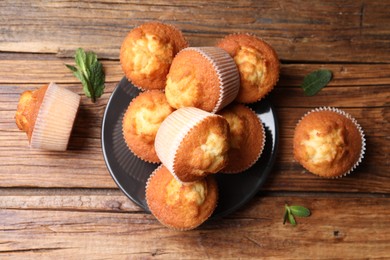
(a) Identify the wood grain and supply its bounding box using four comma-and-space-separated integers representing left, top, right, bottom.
0, 60, 388, 191
0, 0, 390, 62
1, 193, 389, 258
1, 0, 390, 258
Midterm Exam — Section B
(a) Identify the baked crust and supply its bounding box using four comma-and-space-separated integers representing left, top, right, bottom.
218, 104, 264, 173
217, 33, 279, 103
120, 22, 188, 90
123, 90, 175, 163
293, 110, 363, 177
173, 115, 230, 182
15, 85, 48, 141
146, 165, 218, 230
165, 49, 220, 112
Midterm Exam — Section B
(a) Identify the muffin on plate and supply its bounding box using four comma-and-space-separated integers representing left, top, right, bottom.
218, 104, 265, 173
293, 107, 365, 178
146, 165, 218, 230
120, 22, 188, 90
155, 107, 230, 182
15, 82, 80, 151
165, 47, 240, 113
217, 33, 280, 103
122, 90, 175, 163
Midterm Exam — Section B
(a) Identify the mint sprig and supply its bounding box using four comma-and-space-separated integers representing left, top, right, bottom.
66, 48, 105, 102
301, 69, 332, 96
283, 204, 311, 226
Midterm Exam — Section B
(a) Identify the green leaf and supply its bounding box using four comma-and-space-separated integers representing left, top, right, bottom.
283, 209, 288, 225
288, 212, 296, 226
75, 48, 87, 73
89, 61, 105, 99
301, 69, 332, 96
65, 64, 77, 72
65, 48, 105, 102
290, 205, 311, 218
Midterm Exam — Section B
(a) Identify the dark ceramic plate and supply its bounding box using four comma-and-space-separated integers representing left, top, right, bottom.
102, 77, 278, 218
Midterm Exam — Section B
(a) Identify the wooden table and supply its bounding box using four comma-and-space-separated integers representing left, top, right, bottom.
1, 1, 389, 258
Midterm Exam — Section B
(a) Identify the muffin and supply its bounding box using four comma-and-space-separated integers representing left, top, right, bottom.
217, 33, 280, 103
155, 107, 230, 182
122, 90, 175, 163
293, 107, 365, 178
146, 165, 218, 230
15, 82, 80, 151
165, 47, 240, 113
120, 22, 188, 90
218, 104, 265, 173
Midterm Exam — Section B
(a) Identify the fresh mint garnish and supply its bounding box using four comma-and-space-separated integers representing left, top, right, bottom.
66, 48, 105, 102
301, 69, 332, 96
283, 204, 311, 226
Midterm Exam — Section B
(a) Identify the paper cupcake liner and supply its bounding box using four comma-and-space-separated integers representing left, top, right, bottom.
222, 105, 266, 173
297, 107, 366, 178
30, 82, 80, 151
145, 165, 218, 231
184, 47, 240, 113
155, 107, 221, 183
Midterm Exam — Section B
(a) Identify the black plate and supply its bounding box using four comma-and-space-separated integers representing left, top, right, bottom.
101, 77, 278, 218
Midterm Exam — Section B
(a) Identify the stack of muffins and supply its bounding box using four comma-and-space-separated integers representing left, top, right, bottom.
120, 22, 280, 230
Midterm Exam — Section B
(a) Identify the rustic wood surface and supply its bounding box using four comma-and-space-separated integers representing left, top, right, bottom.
0, 0, 389, 259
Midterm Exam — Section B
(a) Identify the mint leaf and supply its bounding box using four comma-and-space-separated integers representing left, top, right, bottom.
283, 209, 288, 225
288, 212, 296, 226
290, 205, 311, 217
66, 48, 105, 102
301, 69, 332, 96
284, 204, 311, 226
65, 64, 77, 72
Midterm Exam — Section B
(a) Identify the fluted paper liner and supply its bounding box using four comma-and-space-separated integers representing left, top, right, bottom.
222, 105, 266, 173
155, 107, 221, 183
30, 82, 80, 151
297, 107, 366, 178
180, 47, 240, 113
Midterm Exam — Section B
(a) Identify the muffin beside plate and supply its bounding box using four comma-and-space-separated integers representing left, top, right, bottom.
293, 107, 365, 178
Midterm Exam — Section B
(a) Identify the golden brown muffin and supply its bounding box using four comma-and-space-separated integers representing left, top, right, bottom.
165, 47, 240, 113
123, 90, 175, 163
15, 83, 80, 151
293, 108, 365, 178
15, 85, 48, 141
217, 33, 280, 103
218, 104, 265, 173
146, 165, 218, 230
155, 107, 230, 182
120, 22, 188, 90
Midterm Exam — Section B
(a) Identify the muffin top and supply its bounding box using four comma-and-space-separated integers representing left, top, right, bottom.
15, 85, 48, 141
218, 104, 265, 173
293, 109, 364, 178
123, 90, 175, 163
217, 33, 279, 103
146, 165, 218, 230
165, 48, 221, 112
173, 114, 230, 182
120, 22, 188, 90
